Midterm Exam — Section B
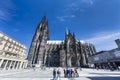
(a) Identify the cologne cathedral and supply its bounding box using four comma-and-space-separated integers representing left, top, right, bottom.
27, 14, 96, 68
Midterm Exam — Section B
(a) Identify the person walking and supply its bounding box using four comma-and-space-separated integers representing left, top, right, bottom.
63, 69, 66, 78
69, 69, 73, 78
66, 68, 69, 78
57, 69, 61, 80
74, 68, 79, 77
53, 68, 56, 80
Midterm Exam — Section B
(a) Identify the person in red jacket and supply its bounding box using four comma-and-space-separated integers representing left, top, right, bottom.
74, 68, 79, 77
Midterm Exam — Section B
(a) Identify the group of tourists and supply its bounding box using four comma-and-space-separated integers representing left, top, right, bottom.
52, 68, 79, 80
63, 68, 79, 78
53, 68, 61, 80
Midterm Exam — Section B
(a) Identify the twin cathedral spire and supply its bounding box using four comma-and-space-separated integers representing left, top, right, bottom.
27, 14, 96, 67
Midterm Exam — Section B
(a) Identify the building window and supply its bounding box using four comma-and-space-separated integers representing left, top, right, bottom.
0, 40, 2, 45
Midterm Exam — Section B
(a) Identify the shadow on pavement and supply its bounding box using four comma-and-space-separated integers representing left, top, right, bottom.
87, 77, 120, 80
67, 78, 76, 80
89, 73, 120, 75
50, 78, 76, 80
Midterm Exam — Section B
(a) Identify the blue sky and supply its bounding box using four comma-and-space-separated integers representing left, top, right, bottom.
0, 0, 120, 55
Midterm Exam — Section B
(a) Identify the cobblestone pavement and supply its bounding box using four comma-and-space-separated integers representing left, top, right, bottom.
0, 68, 120, 80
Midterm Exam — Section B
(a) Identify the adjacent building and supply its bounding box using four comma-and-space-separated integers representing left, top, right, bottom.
115, 39, 120, 49
0, 32, 28, 70
88, 39, 120, 69
27, 14, 96, 68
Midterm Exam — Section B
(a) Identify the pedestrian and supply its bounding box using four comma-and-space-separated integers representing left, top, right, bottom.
73, 69, 75, 77
74, 68, 79, 77
57, 69, 61, 80
63, 69, 66, 77
69, 69, 73, 78
53, 68, 56, 80
66, 68, 69, 78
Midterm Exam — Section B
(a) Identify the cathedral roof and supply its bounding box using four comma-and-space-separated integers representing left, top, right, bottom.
47, 40, 64, 44
79, 40, 86, 44
47, 40, 86, 45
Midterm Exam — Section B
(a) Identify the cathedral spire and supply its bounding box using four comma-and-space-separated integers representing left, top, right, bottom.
73, 32, 75, 38
42, 12, 47, 22
66, 27, 69, 35
35, 13, 47, 33
66, 27, 71, 35
43, 12, 46, 18
27, 13, 49, 67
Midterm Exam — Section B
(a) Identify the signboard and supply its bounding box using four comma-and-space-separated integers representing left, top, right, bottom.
114, 51, 120, 57
94, 57, 99, 61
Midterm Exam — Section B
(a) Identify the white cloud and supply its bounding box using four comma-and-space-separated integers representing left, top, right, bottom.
81, 0, 94, 5
0, 0, 15, 22
86, 31, 120, 52
67, 0, 95, 10
69, 3, 78, 7
56, 15, 76, 22
56, 16, 65, 22
62, 0, 95, 20
66, 3, 80, 11
69, 15, 75, 17
0, 10, 6, 21
0, 10, 11, 22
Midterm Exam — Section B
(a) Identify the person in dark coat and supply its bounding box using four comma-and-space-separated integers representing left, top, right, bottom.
63, 69, 66, 77
57, 69, 61, 79
66, 68, 69, 78
53, 68, 56, 80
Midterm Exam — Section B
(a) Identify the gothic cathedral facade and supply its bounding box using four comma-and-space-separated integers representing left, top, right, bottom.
27, 14, 96, 68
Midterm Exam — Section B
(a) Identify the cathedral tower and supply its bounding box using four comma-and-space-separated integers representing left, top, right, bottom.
64, 30, 77, 67
27, 14, 49, 67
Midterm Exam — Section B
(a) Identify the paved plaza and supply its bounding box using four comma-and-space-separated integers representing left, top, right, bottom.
0, 68, 120, 80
